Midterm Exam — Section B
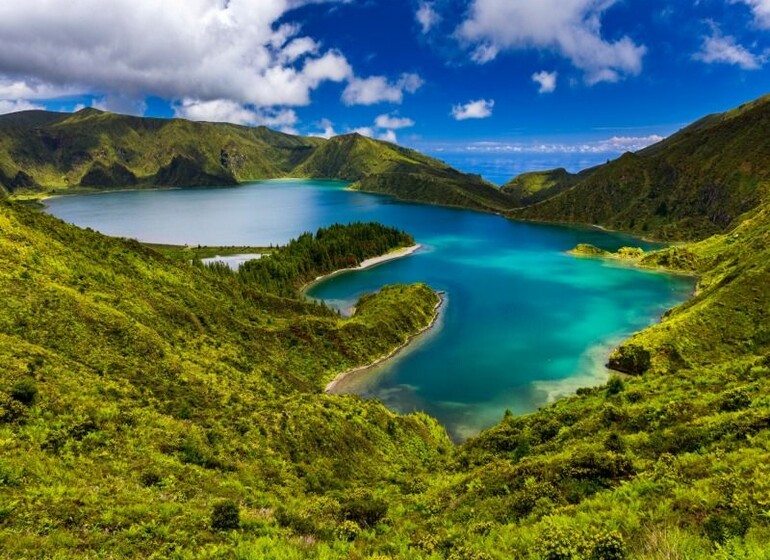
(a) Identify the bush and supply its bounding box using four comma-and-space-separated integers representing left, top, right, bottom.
704, 512, 749, 544
590, 531, 626, 559
718, 388, 751, 412
210, 500, 240, 531
335, 520, 361, 541
10, 378, 38, 406
608, 345, 652, 375
340, 491, 388, 528
606, 376, 625, 396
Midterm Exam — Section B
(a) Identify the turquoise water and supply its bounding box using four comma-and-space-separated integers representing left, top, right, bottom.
45, 180, 694, 440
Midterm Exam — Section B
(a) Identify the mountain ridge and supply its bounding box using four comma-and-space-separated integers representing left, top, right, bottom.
0, 107, 509, 210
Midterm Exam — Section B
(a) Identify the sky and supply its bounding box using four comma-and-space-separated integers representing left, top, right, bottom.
1, 0, 769, 183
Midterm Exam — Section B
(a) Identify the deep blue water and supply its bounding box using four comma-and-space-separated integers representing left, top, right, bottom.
45, 180, 693, 440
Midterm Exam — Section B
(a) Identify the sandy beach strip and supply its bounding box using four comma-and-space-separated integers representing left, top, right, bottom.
301, 244, 422, 293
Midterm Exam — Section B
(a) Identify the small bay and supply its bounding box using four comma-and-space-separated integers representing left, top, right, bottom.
45, 180, 694, 440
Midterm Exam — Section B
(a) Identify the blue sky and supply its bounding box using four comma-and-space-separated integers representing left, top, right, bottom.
0, 0, 769, 182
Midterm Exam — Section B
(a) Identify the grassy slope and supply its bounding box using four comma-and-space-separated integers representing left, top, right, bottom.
0, 108, 323, 189
3, 94, 770, 558
0, 110, 508, 211
512, 95, 770, 241
295, 133, 515, 212
501, 167, 583, 207
0, 202, 451, 558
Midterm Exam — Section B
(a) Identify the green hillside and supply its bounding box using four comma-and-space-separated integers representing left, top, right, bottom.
511, 95, 770, 240
501, 167, 583, 206
295, 133, 515, 211
2, 95, 770, 557
0, 109, 504, 210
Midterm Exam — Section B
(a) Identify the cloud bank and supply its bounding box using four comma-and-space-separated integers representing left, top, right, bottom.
457, 0, 646, 84
462, 135, 665, 154
0, 0, 420, 123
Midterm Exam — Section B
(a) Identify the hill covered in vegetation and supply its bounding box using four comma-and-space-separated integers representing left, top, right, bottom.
509, 95, 770, 241
2, 94, 770, 558
0, 108, 509, 211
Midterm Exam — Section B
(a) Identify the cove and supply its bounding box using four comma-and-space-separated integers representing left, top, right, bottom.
44, 180, 694, 441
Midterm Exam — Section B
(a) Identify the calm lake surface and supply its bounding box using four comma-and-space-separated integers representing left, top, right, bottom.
45, 180, 694, 440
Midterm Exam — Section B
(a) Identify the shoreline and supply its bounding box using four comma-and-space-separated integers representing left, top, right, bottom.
325, 291, 445, 394
301, 244, 422, 294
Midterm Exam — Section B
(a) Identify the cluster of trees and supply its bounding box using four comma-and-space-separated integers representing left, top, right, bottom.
208, 222, 413, 297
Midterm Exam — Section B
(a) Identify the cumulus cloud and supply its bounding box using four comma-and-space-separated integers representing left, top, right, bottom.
311, 118, 338, 139
352, 126, 375, 138
0, 99, 45, 115
731, 0, 770, 28
416, 2, 441, 33
452, 99, 495, 120
532, 70, 558, 93
694, 24, 763, 69
175, 99, 299, 129
0, 0, 395, 122
463, 135, 666, 154
374, 113, 415, 129
457, 0, 646, 84
342, 73, 424, 105
378, 129, 398, 143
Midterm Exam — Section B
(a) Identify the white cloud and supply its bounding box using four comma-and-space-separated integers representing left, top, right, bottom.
311, 118, 338, 139
175, 99, 298, 127
457, 0, 646, 84
342, 73, 424, 105
416, 2, 441, 33
0, 79, 79, 100
731, 0, 770, 28
352, 126, 375, 138
0, 0, 355, 115
694, 25, 763, 69
374, 113, 415, 129
378, 129, 398, 143
463, 135, 666, 154
532, 70, 558, 93
452, 99, 495, 120
0, 99, 45, 115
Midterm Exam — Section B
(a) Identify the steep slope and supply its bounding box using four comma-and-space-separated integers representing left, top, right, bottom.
0, 109, 510, 212
501, 167, 583, 206
512, 94, 770, 240
0, 201, 450, 558
296, 133, 516, 211
0, 108, 323, 190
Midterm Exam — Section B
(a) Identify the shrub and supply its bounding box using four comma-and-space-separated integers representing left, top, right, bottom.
590, 531, 626, 560
340, 492, 388, 528
608, 345, 652, 375
606, 376, 625, 396
10, 378, 38, 406
210, 500, 240, 531
718, 388, 751, 412
704, 512, 749, 544
335, 520, 361, 541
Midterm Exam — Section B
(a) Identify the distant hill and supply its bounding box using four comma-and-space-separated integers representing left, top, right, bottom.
501, 167, 584, 207
509, 94, 770, 240
0, 108, 507, 209
295, 133, 513, 211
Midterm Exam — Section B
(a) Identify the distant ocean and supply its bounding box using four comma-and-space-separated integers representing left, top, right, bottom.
424, 151, 621, 186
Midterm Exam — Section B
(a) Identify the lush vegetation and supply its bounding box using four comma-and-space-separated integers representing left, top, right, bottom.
501, 167, 583, 207
0, 109, 505, 211
0, 202, 449, 558
222, 222, 414, 297
511, 95, 770, 241
2, 93, 770, 558
295, 133, 514, 212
